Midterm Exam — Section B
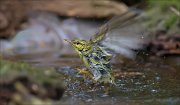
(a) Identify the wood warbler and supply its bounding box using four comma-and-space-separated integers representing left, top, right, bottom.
65, 9, 146, 84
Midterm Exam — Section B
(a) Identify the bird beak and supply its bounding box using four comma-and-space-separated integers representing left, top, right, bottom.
64, 39, 72, 44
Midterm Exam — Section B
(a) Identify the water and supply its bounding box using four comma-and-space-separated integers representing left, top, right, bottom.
56, 56, 180, 105
1, 52, 180, 105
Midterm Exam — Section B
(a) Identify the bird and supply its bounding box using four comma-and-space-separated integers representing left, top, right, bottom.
64, 9, 146, 85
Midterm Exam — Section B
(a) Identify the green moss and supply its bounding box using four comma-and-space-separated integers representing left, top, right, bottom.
164, 14, 178, 30
0, 59, 64, 87
144, 0, 180, 34
148, 0, 180, 10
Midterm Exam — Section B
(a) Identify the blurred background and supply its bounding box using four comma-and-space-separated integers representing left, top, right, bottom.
0, 0, 180, 105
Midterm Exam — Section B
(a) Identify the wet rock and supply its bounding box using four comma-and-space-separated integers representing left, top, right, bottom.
147, 32, 180, 56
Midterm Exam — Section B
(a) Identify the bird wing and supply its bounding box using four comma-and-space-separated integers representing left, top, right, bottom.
90, 9, 148, 59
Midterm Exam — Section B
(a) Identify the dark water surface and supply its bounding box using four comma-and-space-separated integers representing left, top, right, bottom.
3, 54, 180, 105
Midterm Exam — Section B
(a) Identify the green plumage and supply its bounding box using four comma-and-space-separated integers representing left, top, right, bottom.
64, 39, 114, 84
85, 45, 114, 84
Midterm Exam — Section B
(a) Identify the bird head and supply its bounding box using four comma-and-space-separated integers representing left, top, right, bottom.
64, 39, 92, 54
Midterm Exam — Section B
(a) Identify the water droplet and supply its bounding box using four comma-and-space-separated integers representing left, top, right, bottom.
101, 94, 109, 97
155, 76, 161, 81
151, 89, 158, 93
86, 99, 93, 102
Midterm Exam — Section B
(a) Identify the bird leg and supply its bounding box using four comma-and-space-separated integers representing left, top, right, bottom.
104, 83, 110, 95
76, 68, 93, 79
103, 83, 113, 95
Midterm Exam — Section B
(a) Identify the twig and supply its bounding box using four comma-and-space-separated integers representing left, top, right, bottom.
170, 6, 180, 17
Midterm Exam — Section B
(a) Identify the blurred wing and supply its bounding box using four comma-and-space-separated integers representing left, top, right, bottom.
90, 9, 148, 59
